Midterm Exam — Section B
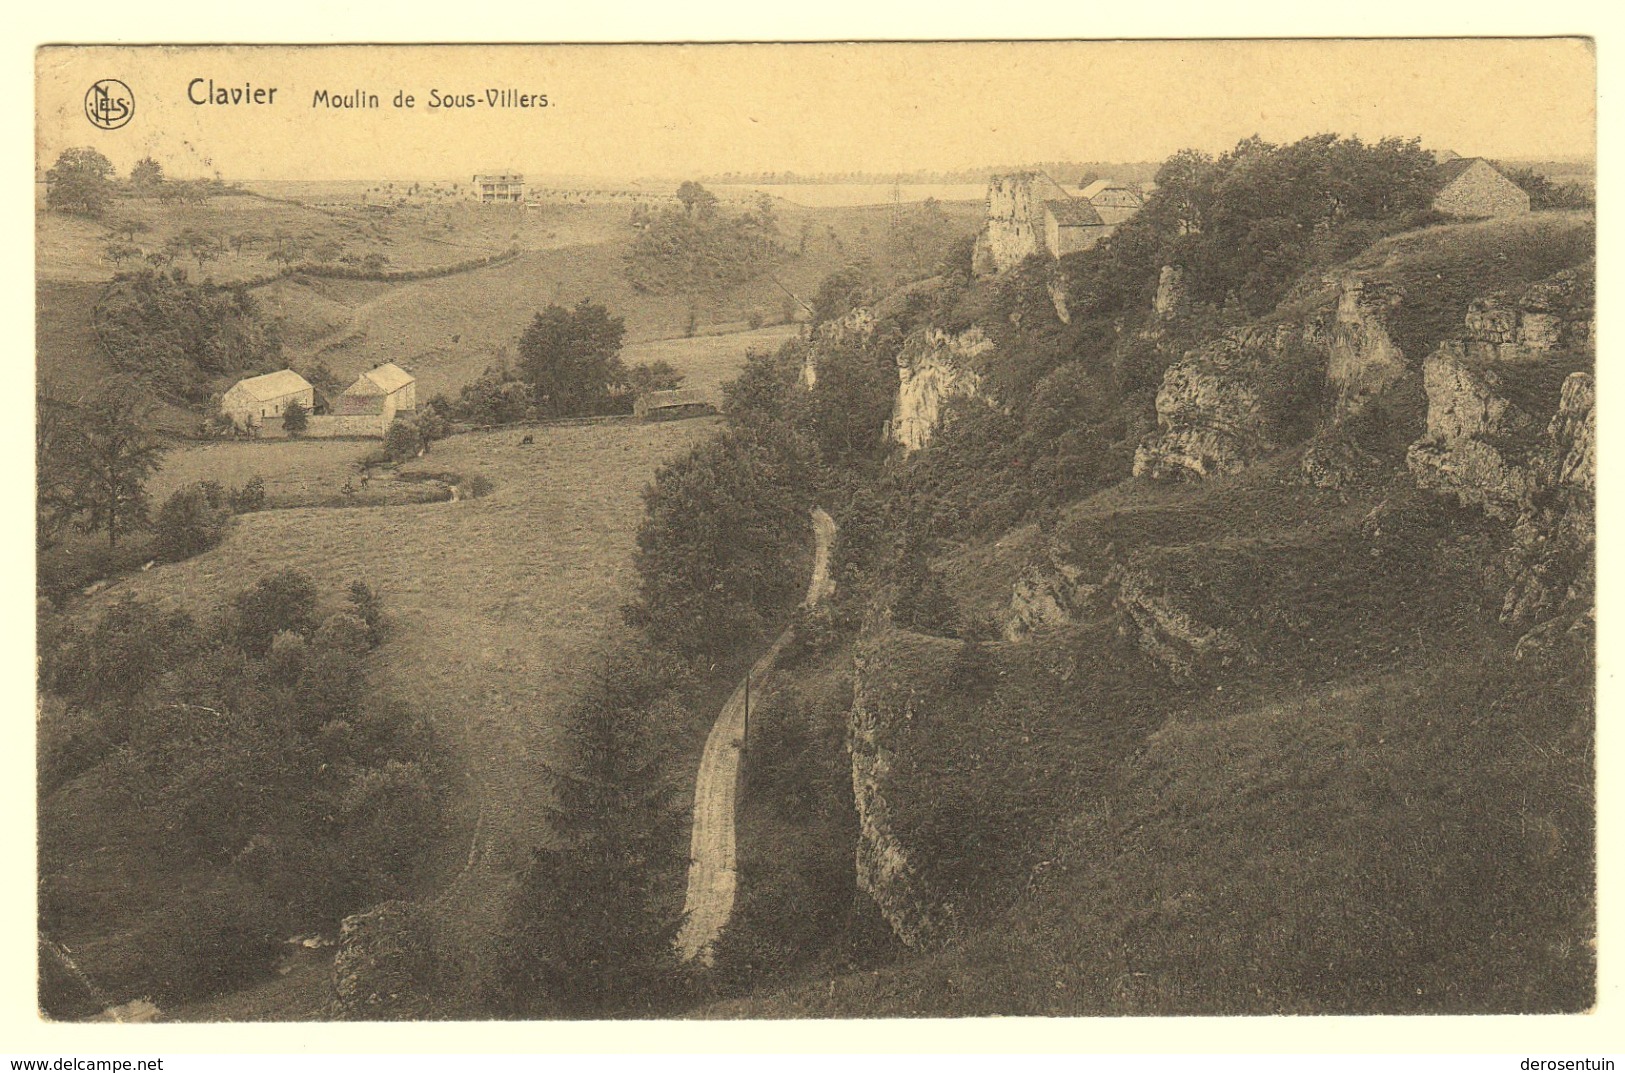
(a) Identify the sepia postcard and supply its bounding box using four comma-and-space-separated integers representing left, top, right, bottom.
25, 35, 1606, 1048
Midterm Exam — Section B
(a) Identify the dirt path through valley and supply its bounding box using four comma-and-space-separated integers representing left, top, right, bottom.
675, 507, 836, 964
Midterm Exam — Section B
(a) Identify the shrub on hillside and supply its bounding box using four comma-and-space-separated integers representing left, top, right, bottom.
229, 569, 320, 656
152, 481, 232, 562
384, 416, 426, 463
228, 475, 266, 513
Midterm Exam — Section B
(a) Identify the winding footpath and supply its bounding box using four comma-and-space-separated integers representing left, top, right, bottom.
675, 507, 836, 964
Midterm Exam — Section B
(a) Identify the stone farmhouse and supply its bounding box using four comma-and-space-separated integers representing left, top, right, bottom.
1431, 158, 1530, 219
334, 362, 418, 432
221, 363, 417, 439
221, 369, 315, 432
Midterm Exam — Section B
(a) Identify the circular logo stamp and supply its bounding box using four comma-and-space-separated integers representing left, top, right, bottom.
85, 79, 134, 130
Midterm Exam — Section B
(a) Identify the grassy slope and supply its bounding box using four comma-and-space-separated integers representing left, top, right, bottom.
701, 214, 1595, 1018
56, 417, 721, 1018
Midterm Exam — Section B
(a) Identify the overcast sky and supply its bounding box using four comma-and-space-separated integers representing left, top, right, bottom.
36, 40, 1595, 181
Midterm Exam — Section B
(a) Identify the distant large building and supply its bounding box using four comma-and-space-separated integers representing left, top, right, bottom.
472, 173, 525, 203
1431, 158, 1530, 219
221, 369, 314, 431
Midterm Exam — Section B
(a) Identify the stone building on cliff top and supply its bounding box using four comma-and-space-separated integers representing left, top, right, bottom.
976, 172, 1151, 275
1431, 157, 1530, 219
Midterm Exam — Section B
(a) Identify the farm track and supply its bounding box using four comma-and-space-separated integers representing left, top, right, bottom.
676, 507, 835, 964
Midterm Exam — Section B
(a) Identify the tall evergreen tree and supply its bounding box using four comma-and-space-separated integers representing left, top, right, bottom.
499, 660, 688, 1017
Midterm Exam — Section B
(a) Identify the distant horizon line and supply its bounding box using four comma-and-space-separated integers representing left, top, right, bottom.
97, 151, 1599, 188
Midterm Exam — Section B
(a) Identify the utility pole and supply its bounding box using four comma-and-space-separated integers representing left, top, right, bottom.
743, 670, 750, 749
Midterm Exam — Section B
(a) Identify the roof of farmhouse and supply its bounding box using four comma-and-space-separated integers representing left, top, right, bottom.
1433, 156, 1506, 189
354, 362, 416, 394
230, 369, 312, 401
1044, 199, 1104, 227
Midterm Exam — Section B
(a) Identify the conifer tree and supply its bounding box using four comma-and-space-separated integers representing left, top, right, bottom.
499, 660, 688, 1017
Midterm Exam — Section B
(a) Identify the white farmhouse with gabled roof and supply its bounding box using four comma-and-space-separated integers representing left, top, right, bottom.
221, 369, 314, 431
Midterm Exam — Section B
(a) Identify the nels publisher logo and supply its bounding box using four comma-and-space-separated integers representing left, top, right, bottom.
85, 79, 134, 130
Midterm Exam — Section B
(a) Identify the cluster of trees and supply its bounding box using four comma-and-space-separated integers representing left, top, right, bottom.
45, 149, 230, 219
1077, 134, 1445, 319
436, 301, 683, 425
497, 657, 689, 1016
95, 269, 282, 403
624, 182, 784, 308
1500, 164, 1596, 211
38, 573, 439, 1011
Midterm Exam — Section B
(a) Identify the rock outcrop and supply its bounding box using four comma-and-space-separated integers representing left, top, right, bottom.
890, 327, 992, 452
802, 305, 877, 389
1133, 273, 1409, 481
849, 654, 950, 950
1153, 264, 1190, 321
1404, 346, 1544, 520
1003, 541, 1103, 641
1461, 267, 1594, 362
1108, 564, 1255, 679
1405, 267, 1595, 645
1131, 328, 1278, 480
1499, 371, 1594, 633
1325, 276, 1407, 418
978, 174, 1049, 274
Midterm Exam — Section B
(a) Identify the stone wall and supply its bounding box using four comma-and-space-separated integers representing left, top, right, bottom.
306, 413, 388, 438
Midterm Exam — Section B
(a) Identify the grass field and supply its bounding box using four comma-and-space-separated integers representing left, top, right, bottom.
75, 416, 722, 1017
148, 439, 375, 506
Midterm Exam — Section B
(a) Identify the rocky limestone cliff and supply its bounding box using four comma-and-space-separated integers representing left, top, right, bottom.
849, 653, 950, 950
1133, 273, 1407, 481
1131, 328, 1279, 480
1404, 346, 1544, 521
1107, 564, 1257, 680
1501, 372, 1594, 632
977, 174, 1048, 274
890, 326, 992, 452
1004, 540, 1103, 641
802, 306, 878, 389
1153, 264, 1190, 320
1461, 267, 1594, 363
1325, 276, 1407, 418
1405, 267, 1595, 648
1002, 543, 1253, 680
